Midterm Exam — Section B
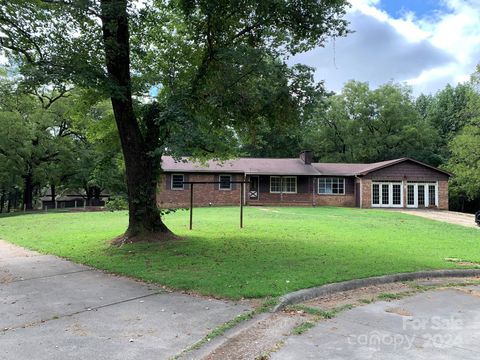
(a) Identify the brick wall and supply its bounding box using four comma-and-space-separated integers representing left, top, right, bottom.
316, 194, 355, 207
157, 173, 243, 208
158, 171, 449, 210
361, 179, 372, 208
438, 180, 449, 210
360, 179, 449, 209
249, 192, 314, 205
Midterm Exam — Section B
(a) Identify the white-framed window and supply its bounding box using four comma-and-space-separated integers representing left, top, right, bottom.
270, 177, 282, 193
219, 175, 232, 190
372, 181, 403, 207
270, 176, 297, 194
171, 174, 184, 190
318, 177, 345, 195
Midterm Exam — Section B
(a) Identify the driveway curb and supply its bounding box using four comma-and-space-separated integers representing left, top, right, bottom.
272, 269, 480, 312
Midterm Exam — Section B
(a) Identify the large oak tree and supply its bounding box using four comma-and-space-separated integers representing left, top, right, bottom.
0, 0, 349, 241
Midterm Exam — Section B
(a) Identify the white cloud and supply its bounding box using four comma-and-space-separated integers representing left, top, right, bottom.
406, 0, 480, 92
292, 0, 480, 95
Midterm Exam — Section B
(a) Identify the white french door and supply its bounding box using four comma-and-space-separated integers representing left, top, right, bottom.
372, 182, 403, 208
407, 182, 438, 208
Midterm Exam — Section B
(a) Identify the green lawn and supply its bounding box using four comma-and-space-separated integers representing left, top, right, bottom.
0, 207, 479, 299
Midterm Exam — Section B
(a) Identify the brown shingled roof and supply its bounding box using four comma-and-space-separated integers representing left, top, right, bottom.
161, 156, 319, 175
312, 159, 401, 176
161, 156, 451, 177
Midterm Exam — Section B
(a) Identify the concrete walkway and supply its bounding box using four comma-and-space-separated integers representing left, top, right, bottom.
0, 241, 251, 360
399, 209, 477, 228
272, 286, 480, 359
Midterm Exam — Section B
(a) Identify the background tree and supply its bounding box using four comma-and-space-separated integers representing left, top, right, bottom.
423, 83, 475, 163
0, 79, 64, 210
303, 81, 438, 163
64, 98, 126, 204
0, 0, 349, 241
444, 66, 480, 212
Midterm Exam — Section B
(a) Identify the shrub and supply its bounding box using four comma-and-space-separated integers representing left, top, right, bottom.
105, 197, 128, 211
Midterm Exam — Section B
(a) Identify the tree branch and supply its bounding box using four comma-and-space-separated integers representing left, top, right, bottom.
0, 16, 45, 61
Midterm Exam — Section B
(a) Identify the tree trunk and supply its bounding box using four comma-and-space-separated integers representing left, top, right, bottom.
51, 184, 56, 202
85, 186, 92, 206
100, 0, 172, 242
23, 173, 34, 210
93, 186, 101, 201
11, 190, 16, 211
0, 189, 5, 213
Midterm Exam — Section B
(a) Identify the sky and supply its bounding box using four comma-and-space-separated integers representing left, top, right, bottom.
2, 0, 479, 97
291, 0, 480, 95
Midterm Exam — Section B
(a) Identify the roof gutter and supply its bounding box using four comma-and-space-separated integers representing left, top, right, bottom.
355, 175, 362, 208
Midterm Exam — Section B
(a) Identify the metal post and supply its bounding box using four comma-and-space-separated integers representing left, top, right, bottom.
189, 183, 194, 230
240, 182, 244, 228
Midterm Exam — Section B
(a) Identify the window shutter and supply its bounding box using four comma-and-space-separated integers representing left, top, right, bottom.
184, 174, 189, 190
231, 175, 236, 190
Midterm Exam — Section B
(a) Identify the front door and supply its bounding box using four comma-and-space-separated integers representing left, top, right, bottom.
249, 176, 259, 200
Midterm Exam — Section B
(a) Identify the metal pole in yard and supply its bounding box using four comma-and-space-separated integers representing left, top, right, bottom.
189, 183, 194, 230
240, 182, 244, 228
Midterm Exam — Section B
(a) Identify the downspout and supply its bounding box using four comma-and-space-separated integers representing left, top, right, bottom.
355, 175, 362, 208
312, 177, 316, 206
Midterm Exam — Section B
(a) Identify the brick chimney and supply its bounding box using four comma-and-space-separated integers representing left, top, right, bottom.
299, 150, 313, 165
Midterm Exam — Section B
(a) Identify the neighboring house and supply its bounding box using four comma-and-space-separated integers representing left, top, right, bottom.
40, 189, 110, 209
159, 151, 451, 210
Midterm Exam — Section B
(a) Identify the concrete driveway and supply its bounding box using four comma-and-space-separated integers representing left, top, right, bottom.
0, 241, 251, 360
272, 286, 480, 359
399, 209, 478, 228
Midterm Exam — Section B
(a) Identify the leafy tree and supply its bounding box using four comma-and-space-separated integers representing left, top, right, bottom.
424, 83, 474, 162
304, 81, 438, 164
63, 98, 126, 203
0, 0, 349, 241
445, 66, 480, 212
446, 124, 480, 205
0, 74, 122, 211
0, 80, 65, 210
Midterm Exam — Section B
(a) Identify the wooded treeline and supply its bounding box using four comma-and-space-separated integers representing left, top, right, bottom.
0, 0, 478, 225
0, 76, 125, 212
1, 67, 479, 213
241, 70, 480, 213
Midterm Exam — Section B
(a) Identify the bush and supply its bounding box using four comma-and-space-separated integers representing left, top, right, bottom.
105, 197, 128, 211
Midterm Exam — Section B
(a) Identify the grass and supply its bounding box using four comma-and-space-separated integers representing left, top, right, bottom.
377, 292, 406, 300
0, 206, 479, 299
285, 304, 353, 319
175, 297, 278, 358
292, 321, 315, 335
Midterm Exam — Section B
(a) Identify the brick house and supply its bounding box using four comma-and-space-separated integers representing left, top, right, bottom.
158, 151, 451, 209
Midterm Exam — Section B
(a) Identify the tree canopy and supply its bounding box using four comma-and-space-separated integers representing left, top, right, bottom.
0, 0, 350, 239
